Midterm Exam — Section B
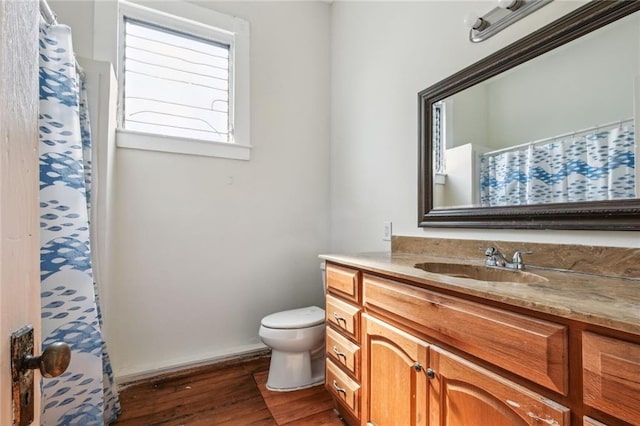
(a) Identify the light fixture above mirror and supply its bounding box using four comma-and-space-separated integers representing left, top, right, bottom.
465, 0, 553, 43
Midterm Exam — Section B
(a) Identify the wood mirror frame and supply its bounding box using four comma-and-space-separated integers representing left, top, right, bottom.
418, 1, 640, 230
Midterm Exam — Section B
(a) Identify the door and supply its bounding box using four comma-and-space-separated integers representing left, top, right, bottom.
0, 0, 42, 424
428, 346, 570, 426
361, 314, 429, 426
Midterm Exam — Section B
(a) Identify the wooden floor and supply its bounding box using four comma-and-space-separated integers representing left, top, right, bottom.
112, 355, 344, 425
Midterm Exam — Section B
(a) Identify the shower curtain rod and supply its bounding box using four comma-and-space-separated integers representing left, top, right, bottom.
484, 117, 634, 156
39, 0, 57, 25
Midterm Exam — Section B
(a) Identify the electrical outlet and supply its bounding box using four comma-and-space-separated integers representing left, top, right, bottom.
383, 221, 392, 241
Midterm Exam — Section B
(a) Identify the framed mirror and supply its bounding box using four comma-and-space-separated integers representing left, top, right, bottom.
418, 1, 640, 230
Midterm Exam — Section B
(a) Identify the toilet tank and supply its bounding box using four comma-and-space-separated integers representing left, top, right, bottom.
320, 261, 326, 294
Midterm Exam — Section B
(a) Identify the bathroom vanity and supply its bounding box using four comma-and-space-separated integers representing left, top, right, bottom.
321, 237, 640, 426
325, 2, 640, 424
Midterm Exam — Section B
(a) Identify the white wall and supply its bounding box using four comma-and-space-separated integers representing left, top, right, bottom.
330, 0, 640, 252
48, 0, 95, 58
52, 0, 331, 379
447, 83, 489, 149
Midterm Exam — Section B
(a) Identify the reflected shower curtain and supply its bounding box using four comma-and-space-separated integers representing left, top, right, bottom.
480, 125, 636, 207
38, 20, 120, 424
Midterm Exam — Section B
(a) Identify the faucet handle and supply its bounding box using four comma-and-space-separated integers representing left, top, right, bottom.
512, 250, 532, 258
482, 247, 504, 267
511, 250, 532, 268
483, 247, 498, 257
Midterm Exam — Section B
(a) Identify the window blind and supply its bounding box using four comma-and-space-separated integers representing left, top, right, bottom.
123, 18, 231, 143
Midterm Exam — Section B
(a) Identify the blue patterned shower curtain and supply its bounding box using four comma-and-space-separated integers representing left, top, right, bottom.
38, 20, 120, 425
479, 125, 636, 207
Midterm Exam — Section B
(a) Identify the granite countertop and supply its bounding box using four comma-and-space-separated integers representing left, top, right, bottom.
320, 251, 640, 336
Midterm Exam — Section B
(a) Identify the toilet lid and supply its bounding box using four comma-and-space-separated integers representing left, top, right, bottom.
261, 306, 325, 329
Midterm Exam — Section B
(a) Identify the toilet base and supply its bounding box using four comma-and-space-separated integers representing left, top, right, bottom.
265, 350, 325, 392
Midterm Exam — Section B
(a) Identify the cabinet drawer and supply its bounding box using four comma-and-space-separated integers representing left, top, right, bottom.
326, 358, 360, 415
364, 274, 568, 394
583, 332, 640, 424
327, 326, 360, 378
326, 263, 361, 302
326, 294, 360, 341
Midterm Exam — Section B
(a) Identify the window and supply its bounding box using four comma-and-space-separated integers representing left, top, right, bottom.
433, 101, 446, 175
123, 19, 231, 142
117, 1, 250, 160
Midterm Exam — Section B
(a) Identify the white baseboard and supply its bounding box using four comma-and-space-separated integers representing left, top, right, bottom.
116, 343, 269, 388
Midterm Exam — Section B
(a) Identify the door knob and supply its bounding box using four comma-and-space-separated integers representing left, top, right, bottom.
22, 341, 71, 378
11, 325, 72, 426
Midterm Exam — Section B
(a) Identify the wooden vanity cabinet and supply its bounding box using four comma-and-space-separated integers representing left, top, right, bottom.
324, 261, 638, 426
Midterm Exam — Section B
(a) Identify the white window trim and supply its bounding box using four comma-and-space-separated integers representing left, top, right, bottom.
115, 0, 251, 160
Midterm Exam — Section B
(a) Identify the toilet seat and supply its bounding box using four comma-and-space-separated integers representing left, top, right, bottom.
261, 306, 324, 329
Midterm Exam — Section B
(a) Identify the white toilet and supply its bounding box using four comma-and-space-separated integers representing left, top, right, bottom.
258, 264, 326, 392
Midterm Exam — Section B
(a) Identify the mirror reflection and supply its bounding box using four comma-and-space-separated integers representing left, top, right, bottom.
432, 10, 639, 210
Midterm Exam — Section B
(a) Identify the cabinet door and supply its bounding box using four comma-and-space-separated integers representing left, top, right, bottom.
429, 346, 570, 426
361, 314, 429, 426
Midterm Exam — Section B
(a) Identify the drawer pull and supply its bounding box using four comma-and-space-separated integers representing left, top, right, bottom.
333, 312, 347, 326
332, 379, 347, 395
333, 346, 347, 360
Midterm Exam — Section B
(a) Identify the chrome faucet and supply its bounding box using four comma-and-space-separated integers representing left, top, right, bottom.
484, 247, 531, 270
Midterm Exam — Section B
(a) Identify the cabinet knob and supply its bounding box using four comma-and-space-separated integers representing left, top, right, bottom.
414, 362, 436, 379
